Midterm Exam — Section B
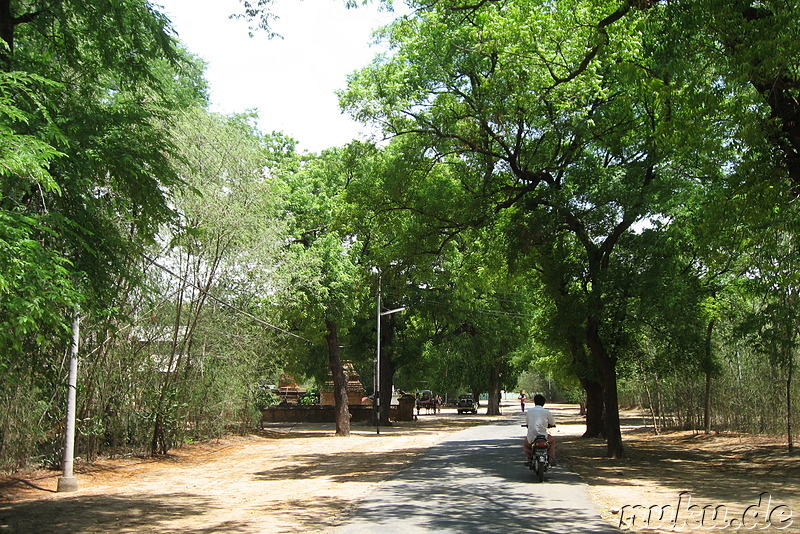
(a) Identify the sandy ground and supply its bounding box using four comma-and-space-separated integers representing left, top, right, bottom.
0, 409, 500, 533
554, 408, 800, 533
1, 404, 798, 533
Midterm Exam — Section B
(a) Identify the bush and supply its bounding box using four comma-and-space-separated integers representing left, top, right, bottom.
252, 386, 280, 410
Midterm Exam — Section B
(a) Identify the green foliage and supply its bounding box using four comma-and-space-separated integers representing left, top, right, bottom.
252, 386, 281, 410
274, 147, 374, 383
340, 0, 800, 451
6, 0, 800, 469
298, 389, 320, 406
0, 65, 79, 366
0, 0, 215, 466
1, 0, 208, 307
0, 69, 64, 191
0, 210, 78, 362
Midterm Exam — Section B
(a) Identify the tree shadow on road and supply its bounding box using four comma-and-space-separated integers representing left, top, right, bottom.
330, 419, 619, 533
253, 446, 432, 484
259, 413, 503, 440
0, 492, 252, 534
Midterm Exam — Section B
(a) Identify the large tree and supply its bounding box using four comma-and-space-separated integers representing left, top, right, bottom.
144, 109, 287, 453
0, 0, 205, 464
668, 0, 800, 192
1, 0, 205, 304
278, 146, 375, 436
342, 0, 694, 456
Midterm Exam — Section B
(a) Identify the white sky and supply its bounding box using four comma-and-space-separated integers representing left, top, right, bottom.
154, 0, 398, 153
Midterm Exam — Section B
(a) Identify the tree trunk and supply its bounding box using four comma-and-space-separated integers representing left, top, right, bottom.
704, 370, 712, 434
150, 269, 188, 456
0, 1, 38, 69
640, 365, 660, 435
486, 361, 502, 415
787, 353, 793, 453
567, 333, 604, 437
0, 0, 13, 67
587, 316, 625, 458
325, 319, 350, 437
579, 377, 605, 438
379, 353, 394, 425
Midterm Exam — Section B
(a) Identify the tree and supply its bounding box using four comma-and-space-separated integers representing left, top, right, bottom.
48, 108, 295, 458
339, 138, 537, 418
1, 0, 206, 303
278, 147, 375, 436
342, 0, 699, 456
653, 0, 800, 192
143, 109, 288, 453
0, 67, 77, 362
397, 239, 532, 414
738, 209, 800, 453
515, 231, 607, 438
0, 0, 204, 464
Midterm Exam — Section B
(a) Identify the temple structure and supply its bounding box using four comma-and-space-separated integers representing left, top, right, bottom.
273, 373, 306, 405
320, 361, 366, 406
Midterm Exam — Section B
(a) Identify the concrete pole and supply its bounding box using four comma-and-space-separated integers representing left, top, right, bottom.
57, 308, 80, 492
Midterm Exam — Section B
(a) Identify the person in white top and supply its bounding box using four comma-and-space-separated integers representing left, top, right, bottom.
523, 394, 556, 462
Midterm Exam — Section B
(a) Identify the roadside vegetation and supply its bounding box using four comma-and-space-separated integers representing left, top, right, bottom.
1, 0, 799, 475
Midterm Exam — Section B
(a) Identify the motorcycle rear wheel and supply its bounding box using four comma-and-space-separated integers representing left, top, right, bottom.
535, 459, 545, 482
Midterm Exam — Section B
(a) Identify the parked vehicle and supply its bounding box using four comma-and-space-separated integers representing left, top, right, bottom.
456, 394, 478, 414
416, 390, 436, 412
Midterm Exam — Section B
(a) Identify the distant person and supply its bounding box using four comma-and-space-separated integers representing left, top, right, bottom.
523, 394, 556, 463
518, 390, 527, 412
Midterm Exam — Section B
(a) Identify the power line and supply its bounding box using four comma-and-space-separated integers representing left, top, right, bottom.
419, 299, 539, 319
142, 254, 313, 344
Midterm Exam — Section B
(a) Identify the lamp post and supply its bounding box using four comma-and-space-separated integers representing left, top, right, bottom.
375, 272, 405, 435
375, 273, 380, 434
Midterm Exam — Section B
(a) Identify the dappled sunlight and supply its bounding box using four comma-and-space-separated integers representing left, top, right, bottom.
558, 408, 800, 533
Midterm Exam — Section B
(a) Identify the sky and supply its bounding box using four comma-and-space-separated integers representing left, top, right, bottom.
154, 0, 399, 153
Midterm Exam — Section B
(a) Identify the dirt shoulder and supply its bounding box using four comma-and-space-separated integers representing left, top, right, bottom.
0, 411, 499, 533
1, 404, 798, 533
556, 408, 800, 533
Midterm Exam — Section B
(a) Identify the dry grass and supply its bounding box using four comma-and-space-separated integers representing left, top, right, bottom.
559, 409, 800, 533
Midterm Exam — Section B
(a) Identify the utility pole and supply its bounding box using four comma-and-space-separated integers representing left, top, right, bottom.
376, 273, 381, 435
375, 272, 406, 435
57, 308, 80, 492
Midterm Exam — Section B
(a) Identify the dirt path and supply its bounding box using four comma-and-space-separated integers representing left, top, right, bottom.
2, 405, 798, 533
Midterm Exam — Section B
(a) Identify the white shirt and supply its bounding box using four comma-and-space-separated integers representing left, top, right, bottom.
526, 405, 555, 442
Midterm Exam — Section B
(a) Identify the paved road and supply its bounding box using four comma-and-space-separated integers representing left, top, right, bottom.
330, 414, 619, 533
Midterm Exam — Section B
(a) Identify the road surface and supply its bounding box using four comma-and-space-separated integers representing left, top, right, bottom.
331, 413, 619, 533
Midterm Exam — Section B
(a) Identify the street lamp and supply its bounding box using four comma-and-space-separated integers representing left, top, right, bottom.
375, 272, 405, 435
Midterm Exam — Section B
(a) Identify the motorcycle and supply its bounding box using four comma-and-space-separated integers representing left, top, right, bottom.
523, 425, 551, 482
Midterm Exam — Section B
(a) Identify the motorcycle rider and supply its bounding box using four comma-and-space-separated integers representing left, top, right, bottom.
523, 394, 556, 464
